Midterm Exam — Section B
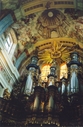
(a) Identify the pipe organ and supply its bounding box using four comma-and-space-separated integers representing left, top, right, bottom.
0, 52, 83, 127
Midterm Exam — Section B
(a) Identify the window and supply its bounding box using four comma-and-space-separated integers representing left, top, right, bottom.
41, 63, 68, 82
41, 64, 50, 82
60, 63, 68, 79
5, 33, 13, 53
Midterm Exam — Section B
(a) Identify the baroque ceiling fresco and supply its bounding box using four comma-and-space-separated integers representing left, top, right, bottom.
11, 8, 83, 66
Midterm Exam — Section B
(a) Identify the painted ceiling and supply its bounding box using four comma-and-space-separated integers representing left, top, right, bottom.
1, 0, 83, 65
11, 8, 83, 65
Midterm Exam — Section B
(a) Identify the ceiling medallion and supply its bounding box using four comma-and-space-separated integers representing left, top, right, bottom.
48, 11, 53, 17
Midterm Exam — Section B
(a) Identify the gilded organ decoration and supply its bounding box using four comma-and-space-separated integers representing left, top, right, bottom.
35, 38, 83, 66
38, 40, 72, 64
3, 88, 10, 100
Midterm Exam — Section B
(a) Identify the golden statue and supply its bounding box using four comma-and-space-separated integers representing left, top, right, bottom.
3, 88, 10, 100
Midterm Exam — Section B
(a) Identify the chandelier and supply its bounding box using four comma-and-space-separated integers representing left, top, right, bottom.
0, 52, 83, 127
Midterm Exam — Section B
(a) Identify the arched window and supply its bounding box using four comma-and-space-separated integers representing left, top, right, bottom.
5, 33, 13, 53
41, 64, 50, 82
4, 28, 18, 62
41, 63, 68, 82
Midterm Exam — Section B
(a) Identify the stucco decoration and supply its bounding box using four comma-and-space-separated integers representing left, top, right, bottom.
68, 16, 83, 43
12, 9, 83, 66
0, 62, 13, 90
12, 18, 41, 57
36, 9, 70, 38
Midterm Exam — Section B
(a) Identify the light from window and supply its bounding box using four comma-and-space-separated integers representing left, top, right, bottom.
41, 63, 68, 82
60, 63, 68, 79
41, 64, 50, 82
5, 33, 13, 53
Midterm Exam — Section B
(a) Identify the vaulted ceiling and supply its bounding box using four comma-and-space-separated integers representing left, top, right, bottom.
1, 0, 83, 66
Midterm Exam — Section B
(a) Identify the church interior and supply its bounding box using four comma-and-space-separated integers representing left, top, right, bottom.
0, 0, 83, 126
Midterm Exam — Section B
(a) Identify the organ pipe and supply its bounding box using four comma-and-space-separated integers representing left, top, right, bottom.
67, 52, 82, 95
1, 52, 83, 126
24, 56, 40, 95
